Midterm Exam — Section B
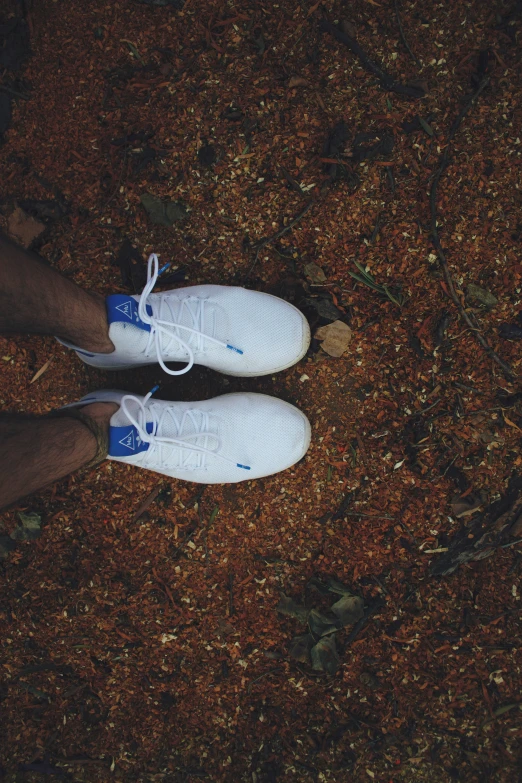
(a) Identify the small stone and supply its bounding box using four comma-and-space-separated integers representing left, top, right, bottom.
288, 76, 310, 88
466, 283, 498, 308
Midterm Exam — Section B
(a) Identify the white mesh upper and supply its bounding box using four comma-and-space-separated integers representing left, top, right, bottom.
106, 391, 310, 483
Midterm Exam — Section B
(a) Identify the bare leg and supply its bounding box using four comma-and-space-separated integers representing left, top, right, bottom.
0, 233, 114, 353
0, 402, 118, 509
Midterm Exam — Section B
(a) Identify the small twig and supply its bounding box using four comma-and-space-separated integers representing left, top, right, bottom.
454, 381, 483, 395
430, 76, 515, 379
344, 599, 385, 647
343, 511, 395, 520
411, 398, 442, 416
247, 668, 278, 694
243, 200, 314, 283
500, 537, 522, 550
373, 575, 389, 595
228, 572, 235, 616
130, 485, 163, 524
393, 0, 420, 65
386, 165, 396, 194
254, 200, 314, 253
0, 83, 30, 100
319, 18, 424, 98
281, 166, 305, 196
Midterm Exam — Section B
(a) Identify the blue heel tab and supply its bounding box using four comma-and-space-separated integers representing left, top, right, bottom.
107, 295, 152, 333
109, 422, 154, 457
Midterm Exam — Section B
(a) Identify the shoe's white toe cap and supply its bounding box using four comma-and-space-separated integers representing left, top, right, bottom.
201, 287, 311, 376
215, 393, 311, 481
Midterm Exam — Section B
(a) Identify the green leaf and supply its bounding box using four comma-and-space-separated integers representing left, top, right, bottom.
126, 41, 145, 65
386, 97, 393, 111
383, 285, 404, 307
419, 117, 434, 136
325, 577, 355, 596
353, 260, 376, 282
209, 506, 219, 525
307, 576, 355, 598
17, 681, 51, 701
494, 703, 521, 717
348, 271, 383, 292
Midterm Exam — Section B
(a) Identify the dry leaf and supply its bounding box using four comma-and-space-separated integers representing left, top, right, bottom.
503, 414, 522, 433
315, 320, 352, 357
7, 207, 45, 248
304, 262, 327, 283
310, 634, 340, 674
450, 493, 483, 518
30, 357, 53, 384
140, 194, 188, 225
331, 595, 364, 626
341, 19, 357, 36
288, 76, 310, 88
288, 633, 314, 664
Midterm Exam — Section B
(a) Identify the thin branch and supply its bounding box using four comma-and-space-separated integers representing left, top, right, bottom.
430, 76, 515, 379
319, 18, 424, 98
0, 83, 30, 100
243, 200, 314, 283
130, 484, 163, 524
393, 0, 420, 65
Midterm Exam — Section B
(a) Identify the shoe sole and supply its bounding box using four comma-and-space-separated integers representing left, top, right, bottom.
77, 297, 311, 376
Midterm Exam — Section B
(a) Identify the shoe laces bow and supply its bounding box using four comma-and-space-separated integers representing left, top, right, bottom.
138, 253, 242, 376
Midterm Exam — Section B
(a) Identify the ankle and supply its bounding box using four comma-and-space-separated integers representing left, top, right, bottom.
81, 402, 119, 430
66, 293, 115, 354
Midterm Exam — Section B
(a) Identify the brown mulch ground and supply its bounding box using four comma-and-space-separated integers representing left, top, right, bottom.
1, 0, 522, 781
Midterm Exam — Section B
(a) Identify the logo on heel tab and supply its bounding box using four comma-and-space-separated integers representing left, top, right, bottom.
115, 301, 133, 320
119, 430, 135, 451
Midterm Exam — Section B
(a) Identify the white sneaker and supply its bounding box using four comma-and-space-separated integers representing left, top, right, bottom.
76, 389, 311, 484
59, 254, 310, 376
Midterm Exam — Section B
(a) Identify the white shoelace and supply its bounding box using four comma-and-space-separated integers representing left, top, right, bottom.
120, 390, 251, 472
138, 254, 243, 376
